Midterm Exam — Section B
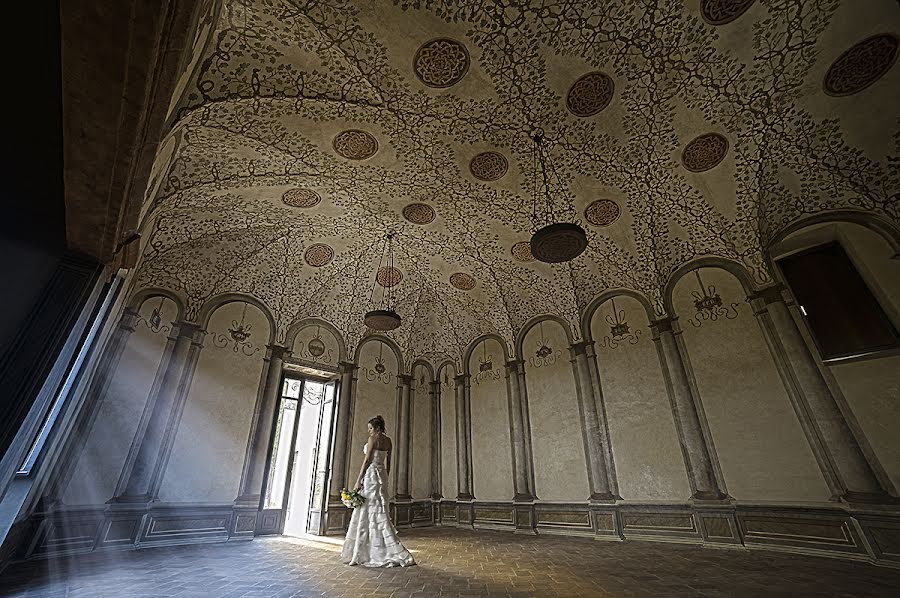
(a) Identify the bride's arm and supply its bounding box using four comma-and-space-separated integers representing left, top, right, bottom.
354, 436, 376, 491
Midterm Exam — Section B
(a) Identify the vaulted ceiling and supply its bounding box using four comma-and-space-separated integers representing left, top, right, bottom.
136, 0, 900, 362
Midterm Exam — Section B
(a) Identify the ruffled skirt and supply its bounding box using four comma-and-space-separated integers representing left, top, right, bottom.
340, 464, 416, 567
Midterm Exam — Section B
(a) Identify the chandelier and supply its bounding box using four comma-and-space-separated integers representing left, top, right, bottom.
529, 129, 588, 263
364, 232, 402, 331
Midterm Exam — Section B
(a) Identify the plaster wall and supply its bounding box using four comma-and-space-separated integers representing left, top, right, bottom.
439, 365, 458, 498
348, 340, 398, 498
158, 302, 269, 502
591, 296, 690, 500
469, 338, 513, 501
813, 224, 900, 491
63, 299, 178, 505
523, 320, 589, 502
411, 364, 432, 499
674, 268, 829, 502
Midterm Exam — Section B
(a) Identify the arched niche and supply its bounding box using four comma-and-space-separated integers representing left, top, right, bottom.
198, 292, 277, 347
410, 361, 433, 499
521, 317, 588, 501
590, 293, 689, 500
287, 318, 345, 366
581, 288, 656, 342
436, 361, 458, 498
159, 300, 272, 501
349, 337, 400, 499
63, 296, 181, 505
772, 220, 900, 490
467, 336, 513, 501
462, 333, 510, 376
672, 267, 829, 502
663, 256, 757, 317
127, 287, 186, 322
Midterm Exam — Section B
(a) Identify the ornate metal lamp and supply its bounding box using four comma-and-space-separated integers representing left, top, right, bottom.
364, 232, 402, 331
529, 129, 588, 263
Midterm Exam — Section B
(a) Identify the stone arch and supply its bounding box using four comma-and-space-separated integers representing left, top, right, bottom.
581, 288, 656, 342
768, 210, 900, 264
197, 292, 277, 345
462, 333, 511, 376
410, 359, 435, 383
353, 334, 407, 374
127, 287, 186, 321
515, 314, 574, 361
663, 256, 758, 317
284, 316, 348, 361
436, 359, 456, 381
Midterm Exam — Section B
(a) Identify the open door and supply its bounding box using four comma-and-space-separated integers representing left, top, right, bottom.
306, 380, 337, 535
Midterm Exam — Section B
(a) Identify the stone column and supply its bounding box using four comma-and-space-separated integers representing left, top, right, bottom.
329, 362, 358, 498
115, 320, 204, 502
430, 380, 442, 499
569, 342, 618, 501
752, 284, 890, 502
505, 360, 534, 500
455, 373, 473, 499
395, 374, 413, 500
46, 308, 140, 503
235, 344, 288, 505
584, 342, 620, 497
650, 318, 727, 501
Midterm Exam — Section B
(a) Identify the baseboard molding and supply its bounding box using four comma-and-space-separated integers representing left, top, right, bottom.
15, 499, 900, 568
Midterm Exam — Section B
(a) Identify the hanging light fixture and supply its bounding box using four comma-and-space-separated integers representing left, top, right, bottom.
529, 129, 588, 263
364, 232, 402, 331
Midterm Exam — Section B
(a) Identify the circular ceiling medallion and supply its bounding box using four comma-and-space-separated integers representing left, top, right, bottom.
376, 266, 403, 287
304, 243, 334, 267
566, 71, 615, 117
449, 272, 476, 290
584, 200, 621, 226
824, 34, 898, 97
332, 129, 378, 160
414, 38, 470, 88
282, 188, 321, 208
531, 222, 588, 264
402, 203, 436, 224
681, 133, 729, 172
511, 241, 534, 262
700, 0, 756, 25
469, 151, 508, 181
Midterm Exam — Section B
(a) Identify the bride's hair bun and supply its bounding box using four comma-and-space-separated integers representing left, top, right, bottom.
368, 415, 386, 432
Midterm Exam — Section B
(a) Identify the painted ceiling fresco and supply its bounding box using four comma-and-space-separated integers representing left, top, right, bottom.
136, 0, 900, 363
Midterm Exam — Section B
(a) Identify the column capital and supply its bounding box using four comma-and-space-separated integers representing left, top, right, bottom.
398, 373, 414, 385
568, 340, 594, 358
454, 373, 470, 384
338, 360, 359, 375
173, 320, 204, 341
265, 344, 290, 359
649, 316, 677, 335
428, 380, 442, 392
504, 359, 524, 374
747, 283, 787, 306
119, 307, 140, 331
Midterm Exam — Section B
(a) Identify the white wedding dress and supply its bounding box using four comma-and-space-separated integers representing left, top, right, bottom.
340, 445, 416, 567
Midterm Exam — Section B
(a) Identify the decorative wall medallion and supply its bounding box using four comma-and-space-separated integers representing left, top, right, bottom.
700, 0, 756, 25
469, 151, 508, 181
449, 272, 476, 290
474, 342, 501, 384
361, 341, 392, 384
600, 298, 641, 349
332, 129, 378, 160
402, 203, 436, 224
511, 241, 534, 262
211, 302, 260, 356
584, 199, 621, 226
824, 34, 898, 96
304, 243, 334, 267
376, 266, 403, 287
566, 71, 615, 117
687, 270, 740, 327
282, 188, 321, 208
529, 322, 561, 368
681, 133, 729, 172
414, 38, 470, 88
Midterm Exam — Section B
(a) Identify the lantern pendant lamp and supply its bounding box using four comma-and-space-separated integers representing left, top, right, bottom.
529, 129, 588, 263
364, 232, 402, 331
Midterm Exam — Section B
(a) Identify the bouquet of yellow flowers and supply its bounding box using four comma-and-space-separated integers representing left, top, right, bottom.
340, 488, 365, 508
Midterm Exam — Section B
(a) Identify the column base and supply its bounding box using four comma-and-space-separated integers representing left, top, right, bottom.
233, 494, 262, 508
841, 490, 900, 508
457, 493, 475, 501
109, 494, 153, 505
690, 490, 732, 503
393, 494, 413, 502
513, 493, 535, 502
589, 492, 620, 504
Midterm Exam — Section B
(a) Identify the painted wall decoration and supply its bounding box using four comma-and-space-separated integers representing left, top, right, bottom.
824, 34, 898, 96
414, 38, 470, 88
565, 71, 615, 117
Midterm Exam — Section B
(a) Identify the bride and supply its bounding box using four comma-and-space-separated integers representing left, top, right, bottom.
340, 415, 416, 567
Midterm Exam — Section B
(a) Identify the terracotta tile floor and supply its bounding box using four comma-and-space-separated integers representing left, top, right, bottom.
2, 527, 899, 597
